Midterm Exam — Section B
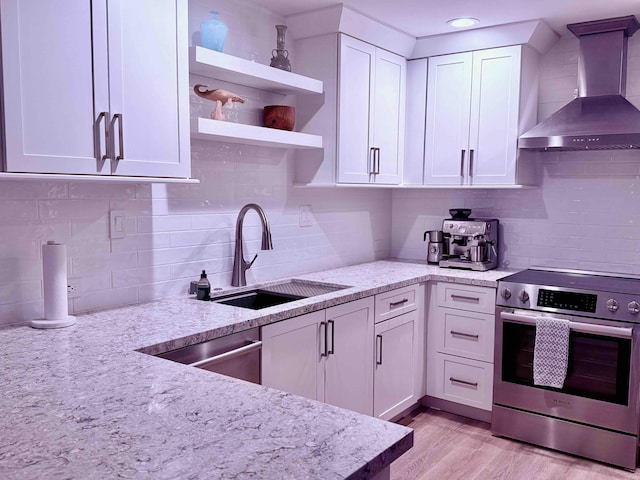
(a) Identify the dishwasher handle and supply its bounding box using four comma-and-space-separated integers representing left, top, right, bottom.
188, 340, 262, 368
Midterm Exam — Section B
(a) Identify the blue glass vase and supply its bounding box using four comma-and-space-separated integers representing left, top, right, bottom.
201, 11, 228, 52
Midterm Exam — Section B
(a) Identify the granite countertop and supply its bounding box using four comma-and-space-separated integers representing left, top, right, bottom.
0, 260, 513, 479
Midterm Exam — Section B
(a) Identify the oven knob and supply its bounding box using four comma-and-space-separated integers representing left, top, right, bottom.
628, 301, 640, 314
518, 290, 529, 303
606, 298, 619, 312
500, 288, 512, 300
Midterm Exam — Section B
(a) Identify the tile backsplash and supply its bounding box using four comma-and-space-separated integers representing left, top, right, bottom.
3, 4, 640, 327
0, 0, 391, 327
392, 34, 640, 274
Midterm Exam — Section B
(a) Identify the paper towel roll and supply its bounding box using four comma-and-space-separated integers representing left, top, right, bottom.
31, 241, 75, 329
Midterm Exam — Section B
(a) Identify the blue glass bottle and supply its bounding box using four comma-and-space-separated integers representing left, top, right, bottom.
201, 11, 228, 52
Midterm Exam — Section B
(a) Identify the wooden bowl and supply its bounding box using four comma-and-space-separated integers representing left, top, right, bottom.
263, 105, 295, 131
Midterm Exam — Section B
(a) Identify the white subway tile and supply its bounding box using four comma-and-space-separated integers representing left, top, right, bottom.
112, 266, 172, 289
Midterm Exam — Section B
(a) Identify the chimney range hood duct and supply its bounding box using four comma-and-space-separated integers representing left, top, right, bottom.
519, 15, 640, 151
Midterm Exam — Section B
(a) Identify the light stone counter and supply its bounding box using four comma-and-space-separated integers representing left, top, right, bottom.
0, 260, 513, 479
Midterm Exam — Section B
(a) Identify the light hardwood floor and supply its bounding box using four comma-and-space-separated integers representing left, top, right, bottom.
391, 408, 640, 480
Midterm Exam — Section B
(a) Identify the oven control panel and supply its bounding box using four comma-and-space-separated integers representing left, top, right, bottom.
537, 289, 597, 313
497, 281, 640, 323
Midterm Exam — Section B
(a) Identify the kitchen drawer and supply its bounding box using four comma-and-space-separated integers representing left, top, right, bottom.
433, 309, 494, 363
375, 284, 419, 323
436, 283, 496, 314
433, 352, 493, 411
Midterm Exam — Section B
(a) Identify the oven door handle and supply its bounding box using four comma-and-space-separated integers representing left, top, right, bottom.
499, 311, 633, 339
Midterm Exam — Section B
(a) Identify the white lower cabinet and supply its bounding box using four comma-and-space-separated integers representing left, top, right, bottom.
373, 284, 424, 421
427, 282, 496, 411
432, 352, 493, 410
261, 297, 374, 416
261, 310, 324, 401
262, 284, 426, 420
374, 309, 419, 420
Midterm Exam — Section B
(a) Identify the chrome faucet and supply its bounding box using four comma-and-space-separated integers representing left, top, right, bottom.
231, 203, 273, 287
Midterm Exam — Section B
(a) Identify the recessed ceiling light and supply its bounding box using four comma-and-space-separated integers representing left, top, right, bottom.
447, 17, 480, 28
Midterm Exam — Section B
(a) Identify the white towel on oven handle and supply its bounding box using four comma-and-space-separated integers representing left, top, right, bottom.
533, 315, 570, 388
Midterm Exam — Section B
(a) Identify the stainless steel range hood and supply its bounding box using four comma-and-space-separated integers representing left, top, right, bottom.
519, 16, 640, 151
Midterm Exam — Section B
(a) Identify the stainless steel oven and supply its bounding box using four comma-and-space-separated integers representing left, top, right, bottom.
493, 267, 640, 470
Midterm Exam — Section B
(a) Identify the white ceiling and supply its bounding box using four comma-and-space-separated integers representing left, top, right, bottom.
247, 0, 640, 38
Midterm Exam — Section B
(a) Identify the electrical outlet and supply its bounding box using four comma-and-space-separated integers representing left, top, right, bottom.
67, 279, 81, 298
299, 205, 314, 227
110, 210, 126, 239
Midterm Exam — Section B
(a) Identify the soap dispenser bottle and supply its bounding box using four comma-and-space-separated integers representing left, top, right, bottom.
197, 270, 211, 301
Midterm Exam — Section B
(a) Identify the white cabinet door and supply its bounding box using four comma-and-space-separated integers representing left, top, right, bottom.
423, 52, 472, 185
261, 310, 324, 401
324, 297, 375, 415
337, 36, 405, 185
468, 46, 521, 185
0, 0, 190, 178
422, 46, 531, 186
261, 297, 374, 416
1, 0, 108, 175
374, 310, 418, 420
107, 0, 190, 178
337, 35, 376, 184
371, 48, 405, 185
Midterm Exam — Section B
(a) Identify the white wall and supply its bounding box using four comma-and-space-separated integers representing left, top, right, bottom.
392, 33, 640, 274
0, 0, 391, 327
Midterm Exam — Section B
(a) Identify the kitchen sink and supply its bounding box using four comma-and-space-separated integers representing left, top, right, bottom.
214, 289, 305, 310
212, 279, 349, 310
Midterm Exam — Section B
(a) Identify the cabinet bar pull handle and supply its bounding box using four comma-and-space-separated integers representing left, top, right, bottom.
328, 319, 335, 355
460, 149, 466, 177
112, 113, 124, 161
389, 298, 409, 307
375, 147, 381, 175
450, 294, 480, 303
369, 147, 375, 174
320, 321, 328, 357
450, 330, 479, 339
449, 377, 478, 388
469, 149, 474, 178
376, 334, 383, 365
95, 111, 109, 162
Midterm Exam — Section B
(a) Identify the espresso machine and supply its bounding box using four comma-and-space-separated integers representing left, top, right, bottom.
439, 214, 499, 271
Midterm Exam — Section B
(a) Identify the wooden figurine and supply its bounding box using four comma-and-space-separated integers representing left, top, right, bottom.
193, 85, 246, 120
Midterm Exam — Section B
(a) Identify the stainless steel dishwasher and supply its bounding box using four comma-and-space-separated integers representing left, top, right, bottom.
155, 328, 261, 384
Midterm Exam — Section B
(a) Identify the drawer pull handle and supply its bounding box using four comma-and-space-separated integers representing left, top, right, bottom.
449, 377, 478, 388
450, 330, 479, 340
450, 294, 480, 303
389, 298, 409, 307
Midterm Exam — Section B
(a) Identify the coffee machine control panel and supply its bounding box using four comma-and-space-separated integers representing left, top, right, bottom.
442, 221, 493, 236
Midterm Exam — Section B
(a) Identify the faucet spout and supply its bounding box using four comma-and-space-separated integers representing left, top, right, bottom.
231, 203, 273, 287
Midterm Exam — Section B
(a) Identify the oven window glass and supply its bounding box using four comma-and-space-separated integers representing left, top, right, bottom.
502, 322, 631, 405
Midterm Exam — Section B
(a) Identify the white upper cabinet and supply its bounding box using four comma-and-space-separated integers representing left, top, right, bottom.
1, 0, 191, 179
295, 34, 406, 186
415, 45, 538, 186
338, 36, 406, 184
